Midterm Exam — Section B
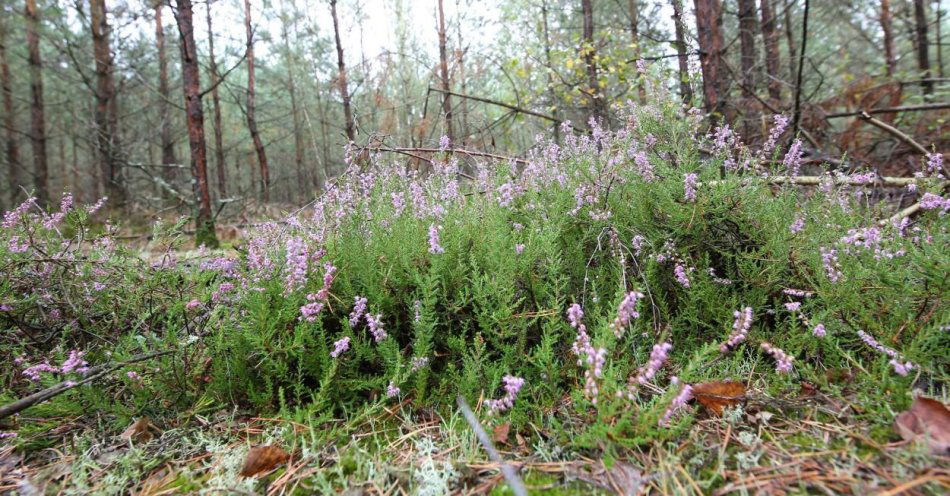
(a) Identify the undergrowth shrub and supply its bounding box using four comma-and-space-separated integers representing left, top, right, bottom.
190, 101, 948, 440
2, 96, 947, 447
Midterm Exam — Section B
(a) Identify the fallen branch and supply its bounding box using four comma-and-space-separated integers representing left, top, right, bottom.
824, 102, 950, 119
427, 87, 585, 132
857, 112, 930, 156
0, 350, 172, 419
456, 396, 527, 496
703, 175, 945, 188
377, 146, 529, 165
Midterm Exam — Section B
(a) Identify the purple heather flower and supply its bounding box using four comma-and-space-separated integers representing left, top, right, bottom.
515, 243, 525, 255
299, 298, 325, 322
762, 114, 789, 154
635, 58, 646, 74
330, 337, 351, 358
683, 173, 698, 202
366, 313, 387, 342
924, 152, 944, 177
349, 297, 368, 327
284, 237, 309, 293
411, 356, 429, 371
674, 263, 691, 288
631, 235, 646, 256
633, 150, 655, 182
386, 381, 401, 398
485, 375, 525, 414
812, 323, 826, 338
0, 432, 17, 440
760, 342, 794, 373
438, 135, 450, 153
782, 289, 812, 298
634, 342, 672, 387
784, 302, 802, 312
126, 371, 141, 381
711, 124, 733, 152
2, 197, 37, 228
428, 224, 445, 254
889, 359, 914, 377
413, 300, 422, 322
820, 247, 842, 283
659, 379, 693, 427
789, 218, 805, 234
8, 237, 29, 253
919, 193, 949, 212
86, 197, 108, 215
60, 350, 88, 375
611, 291, 644, 338
185, 299, 201, 310
721, 307, 753, 353
391, 192, 406, 217
22, 362, 58, 381
782, 139, 804, 176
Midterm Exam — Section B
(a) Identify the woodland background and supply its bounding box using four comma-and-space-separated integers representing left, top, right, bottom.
0, 0, 947, 241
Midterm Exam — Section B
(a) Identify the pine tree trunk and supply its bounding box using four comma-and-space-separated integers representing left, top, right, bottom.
880, 0, 896, 78
693, 0, 725, 121
783, 0, 796, 84
738, 0, 758, 97
936, 0, 944, 78
541, 0, 561, 143
25, 0, 48, 206
155, 1, 177, 191
280, 3, 304, 198
628, 0, 645, 103
913, 0, 933, 96
330, 0, 355, 142
437, 0, 454, 142
90, 0, 124, 207
760, 0, 782, 101
0, 15, 20, 207
173, 0, 217, 248
581, 0, 605, 124
244, 0, 269, 202
671, 0, 694, 105
206, 1, 226, 200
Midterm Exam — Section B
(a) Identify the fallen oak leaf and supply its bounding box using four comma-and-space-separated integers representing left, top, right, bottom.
120, 417, 157, 443
492, 422, 510, 445
894, 396, 950, 455
239, 445, 289, 477
692, 381, 746, 415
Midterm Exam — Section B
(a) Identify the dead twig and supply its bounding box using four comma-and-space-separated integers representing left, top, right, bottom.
0, 350, 173, 419
456, 396, 527, 496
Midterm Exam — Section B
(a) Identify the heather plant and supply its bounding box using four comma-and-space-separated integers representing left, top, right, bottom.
174, 99, 949, 445
1, 97, 947, 472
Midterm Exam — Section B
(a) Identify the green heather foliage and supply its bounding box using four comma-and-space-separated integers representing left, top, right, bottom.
2, 98, 948, 448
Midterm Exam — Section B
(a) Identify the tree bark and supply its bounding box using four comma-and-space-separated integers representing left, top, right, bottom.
670, 0, 694, 105
737, 0, 758, 98
541, 0, 561, 143
880, 0, 896, 78
243, 0, 269, 202
437, 0, 454, 142
783, 0, 796, 84
206, 0, 226, 200
173, 0, 217, 248
760, 0, 782, 100
693, 0, 726, 121
280, 1, 304, 197
581, 0, 605, 124
0, 14, 20, 207
155, 1, 177, 191
25, 0, 48, 206
936, 0, 944, 78
330, 0, 355, 142
90, 0, 124, 207
913, 0, 933, 96
627, 0, 645, 103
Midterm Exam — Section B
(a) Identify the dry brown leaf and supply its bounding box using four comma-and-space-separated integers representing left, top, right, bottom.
894, 396, 950, 455
492, 422, 510, 445
692, 381, 746, 415
239, 445, 289, 478
120, 417, 155, 443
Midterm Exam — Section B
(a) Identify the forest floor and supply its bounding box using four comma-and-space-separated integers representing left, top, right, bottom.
2, 358, 947, 495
